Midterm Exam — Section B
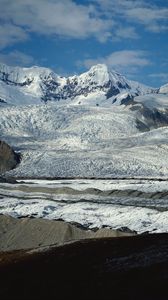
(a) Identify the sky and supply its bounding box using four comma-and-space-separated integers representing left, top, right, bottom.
0, 0, 168, 87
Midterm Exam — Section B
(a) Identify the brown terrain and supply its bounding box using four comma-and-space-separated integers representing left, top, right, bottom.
0, 140, 20, 174
0, 215, 168, 300
0, 215, 134, 251
0, 140, 168, 299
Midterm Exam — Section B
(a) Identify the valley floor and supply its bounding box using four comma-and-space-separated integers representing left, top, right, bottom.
1, 103, 168, 178
1, 178, 168, 233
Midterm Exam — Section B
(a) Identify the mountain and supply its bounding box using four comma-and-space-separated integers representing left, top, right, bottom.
0, 62, 168, 178
0, 63, 153, 106
159, 83, 168, 94
0, 63, 63, 105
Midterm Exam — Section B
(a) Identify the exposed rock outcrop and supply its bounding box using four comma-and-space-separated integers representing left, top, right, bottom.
0, 140, 20, 174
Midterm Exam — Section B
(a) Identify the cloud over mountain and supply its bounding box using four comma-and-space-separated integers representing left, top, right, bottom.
78, 50, 151, 74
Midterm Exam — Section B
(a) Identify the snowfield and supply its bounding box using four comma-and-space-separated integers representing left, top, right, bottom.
0, 101, 168, 178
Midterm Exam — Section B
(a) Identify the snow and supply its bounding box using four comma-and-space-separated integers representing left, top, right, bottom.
0, 63, 59, 86
1, 179, 168, 233
134, 93, 168, 110
0, 62, 168, 233
0, 62, 154, 106
160, 83, 168, 94
0, 81, 42, 106
78, 64, 110, 86
77, 64, 129, 90
0, 96, 168, 178
0, 62, 66, 103
15, 178, 168, 193
0, 100, 168, 178
129, 79, 153, 95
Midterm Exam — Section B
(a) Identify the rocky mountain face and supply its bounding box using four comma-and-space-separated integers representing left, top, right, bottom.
0, 63, 154, 105
0, 140, 20, 174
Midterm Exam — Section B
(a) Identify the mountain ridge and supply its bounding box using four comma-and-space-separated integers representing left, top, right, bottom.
0, 62, 156, 106
0, 61, 168, 178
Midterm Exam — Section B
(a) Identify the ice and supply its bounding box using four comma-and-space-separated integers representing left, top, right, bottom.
1, 179, 168, 233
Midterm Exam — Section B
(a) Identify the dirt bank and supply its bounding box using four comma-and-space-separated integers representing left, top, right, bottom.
0, 214, 134, 251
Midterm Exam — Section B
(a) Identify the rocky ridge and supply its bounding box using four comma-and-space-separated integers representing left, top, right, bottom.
0, 63, 154, 105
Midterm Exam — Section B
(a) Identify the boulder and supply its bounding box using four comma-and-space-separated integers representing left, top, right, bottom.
0, 140, 20, 174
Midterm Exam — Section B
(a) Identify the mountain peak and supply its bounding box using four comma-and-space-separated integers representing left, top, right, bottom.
0, 62, 55, 79
89, 63, 109, 73
79, 64, 110, 86
0, 61, 155, 105
88, 63, 123, 77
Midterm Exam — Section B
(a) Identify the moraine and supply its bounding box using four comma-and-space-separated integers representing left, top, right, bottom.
1, 178, 168, 234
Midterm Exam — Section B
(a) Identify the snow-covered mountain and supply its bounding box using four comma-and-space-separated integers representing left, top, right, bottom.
0, 62, 154, 106
0, 61, 168, 178
0, 63, 65, 105
159, 83, 168, 94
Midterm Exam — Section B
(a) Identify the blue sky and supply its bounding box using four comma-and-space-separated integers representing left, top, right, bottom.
0, 0, 168, 87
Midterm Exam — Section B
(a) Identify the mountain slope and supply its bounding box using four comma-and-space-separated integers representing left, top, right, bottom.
0, 62, 168, 178
159, 83, 168, 94
0, 63, 153, 106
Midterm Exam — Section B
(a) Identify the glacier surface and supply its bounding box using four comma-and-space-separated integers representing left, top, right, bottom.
1, 62, 168, 233
1, 179, 168, 233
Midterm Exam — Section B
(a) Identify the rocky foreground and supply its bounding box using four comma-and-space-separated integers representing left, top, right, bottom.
0, 232, 168, 300
0, 215, 168, 299
0, 215, 133, 251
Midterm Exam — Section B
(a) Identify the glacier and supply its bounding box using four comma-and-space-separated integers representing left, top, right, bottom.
1, 179, 168, 233
0, 62, 168, 178
0, 62, 168, 233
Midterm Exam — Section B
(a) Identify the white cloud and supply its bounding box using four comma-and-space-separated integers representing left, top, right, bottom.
93, 0, 168, 33
149, 73, 168, 82
0, 51, 35, 66
0, 0, 167, 51
115, 27, 139, 39
125, 7, 168, 32
0, 24, 28, 49
0, 0, 112, 44
79, 50, 151, 74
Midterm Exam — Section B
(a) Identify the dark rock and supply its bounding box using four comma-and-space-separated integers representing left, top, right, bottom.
118, 226, 137, 234
131, 104, 168, 130
0, 140, 21, 174
1, 233, 168, 300
0, 97, 6, 103
0, 176, 17, 183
